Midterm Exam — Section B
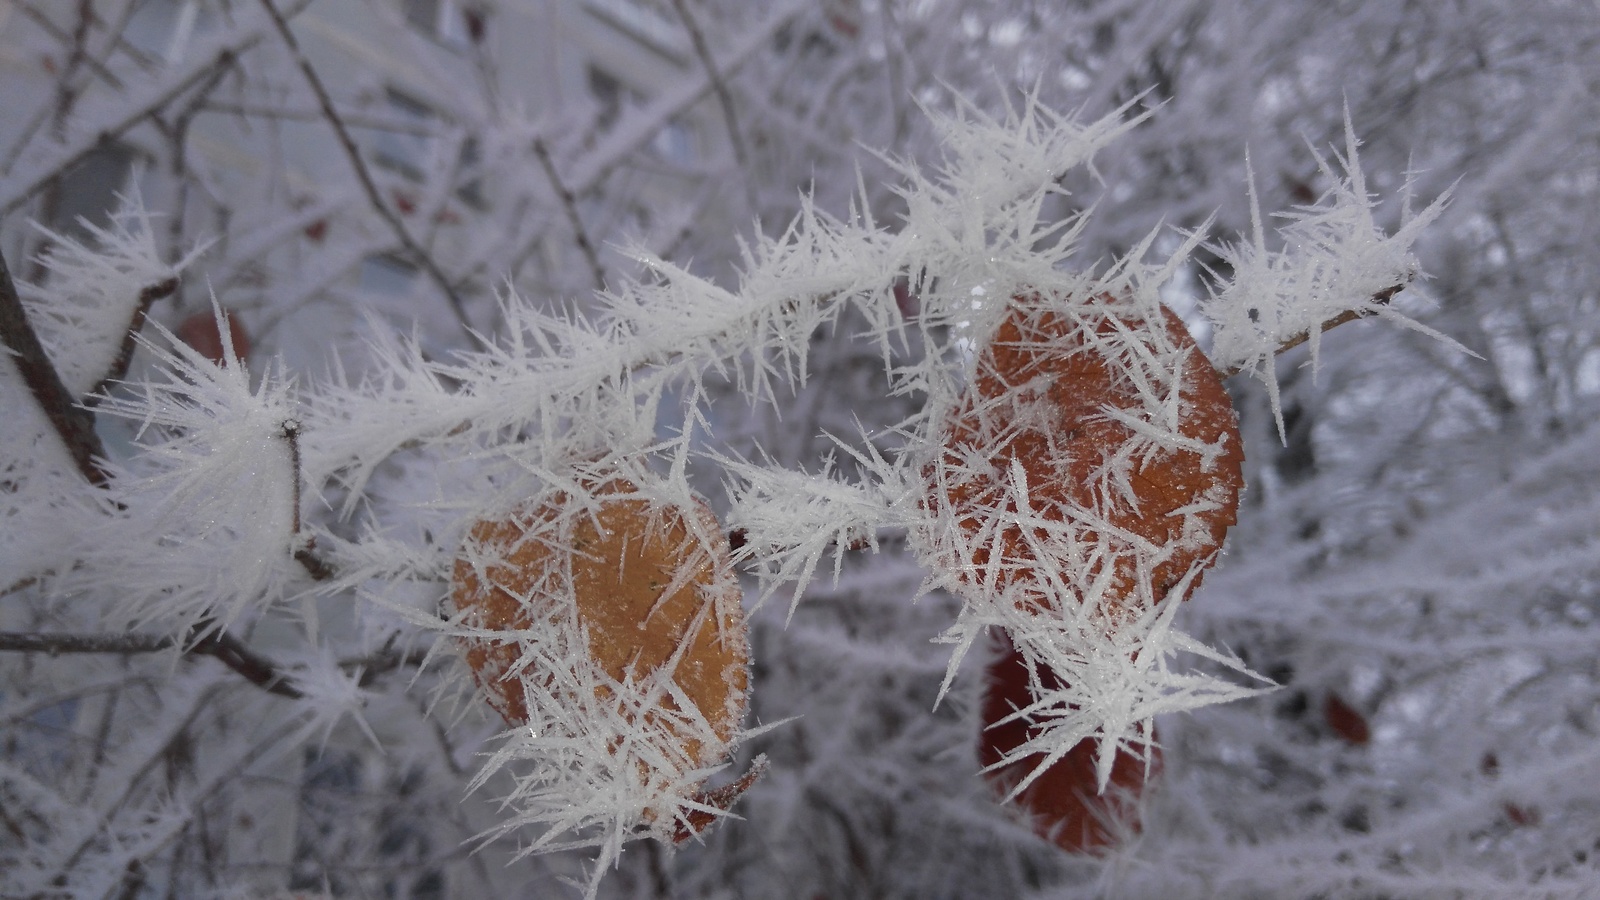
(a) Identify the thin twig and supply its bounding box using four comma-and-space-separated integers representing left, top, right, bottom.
1222, 283, 1406, 378
255, 0, 478, 344
0, 629, 299, 698
532, 137, 606, 291
669, 0, 755, 209
83, 276, 179, 406
281, 419, 336, 580
0, 247, 111, 486
49, 1, 96, 136
0, 0, 320, 211
0, 628, 435, 696
8, 0, 126, 90
3, 53, 232, 216
0, 631, 173, 654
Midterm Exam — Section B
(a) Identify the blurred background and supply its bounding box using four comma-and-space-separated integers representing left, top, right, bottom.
2, 1, 1598, 896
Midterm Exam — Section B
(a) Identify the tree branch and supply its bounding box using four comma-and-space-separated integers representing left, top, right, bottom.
281, 419, 336, 580
0, 246, 112, 486
0, 629, 301, 698
82, 276, 179, 407
0, 628, 434, 697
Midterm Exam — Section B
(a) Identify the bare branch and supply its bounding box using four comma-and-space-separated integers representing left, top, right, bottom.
0, 626, 436, 697
254, 0, 479, 345
532, 137, 606, 292
670, 0, 753, 202
0, 627, 302, 699
83, 276, 179, 406
0, 631, 173, 654
7, 0, 126, 90
0, 246, 111, 486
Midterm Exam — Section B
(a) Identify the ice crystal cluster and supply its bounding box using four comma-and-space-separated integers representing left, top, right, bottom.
7, 96, 1450, 898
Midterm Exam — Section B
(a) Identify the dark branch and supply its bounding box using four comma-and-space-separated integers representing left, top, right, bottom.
670, 0, 752, 189
280, 419, 336, 580
0, 628, 301, 698
84, 276, 180, 406
0, 631, 173, 654
0, 247, 112, 486
0, 628, 435, 696
532, 137, 606, 292
187, 630, 304, 698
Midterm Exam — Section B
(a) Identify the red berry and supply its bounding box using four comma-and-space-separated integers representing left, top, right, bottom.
981, 634, 1156, 853
174, 309, 250, 365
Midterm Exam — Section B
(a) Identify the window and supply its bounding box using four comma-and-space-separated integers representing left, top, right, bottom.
369, 89, 435, 180
587, 65, 696, 164
404, 0, 484, 47
456, 136, 484, 208
124, 0, 212, 63
48, 144, 138, 240
358, 254, 419, 298
587, 65, 626, 132
649, 119, 696, 165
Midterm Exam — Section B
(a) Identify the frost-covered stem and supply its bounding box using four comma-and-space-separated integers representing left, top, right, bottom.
0, 629, 304, 699
0, 631, 175, 654
280, 418, 335, 580
255, 0, 476, 343
83, 276, 179, 407
0, 247, 111, 486
1222, 282, 1405, 378
670, 0, 753, 206
531, 137, 605, 291
283, 420, 305, 536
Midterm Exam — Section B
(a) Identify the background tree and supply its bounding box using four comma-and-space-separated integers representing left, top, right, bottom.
3, 1, 1599, 898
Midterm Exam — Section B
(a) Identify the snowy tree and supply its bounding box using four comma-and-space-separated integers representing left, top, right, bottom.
4, 1, 1600, 899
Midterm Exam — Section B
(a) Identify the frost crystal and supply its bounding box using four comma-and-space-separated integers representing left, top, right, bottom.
1200, 118, 1459, 436
277, 94, 1444, 890
21, 190, 205, 398
446, 475, 749, 899
58, 309, 300, 635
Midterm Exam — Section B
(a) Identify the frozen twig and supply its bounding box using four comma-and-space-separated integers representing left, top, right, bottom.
0, 628, 303, 699
279, 418, 335, 580
0, 627, 432, 697
1221, 282, 1405, 378
0, 0, 320, 215
83, 276, 179, 405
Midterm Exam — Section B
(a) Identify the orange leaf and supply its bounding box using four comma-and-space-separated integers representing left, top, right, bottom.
937, 292, 1244, 620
